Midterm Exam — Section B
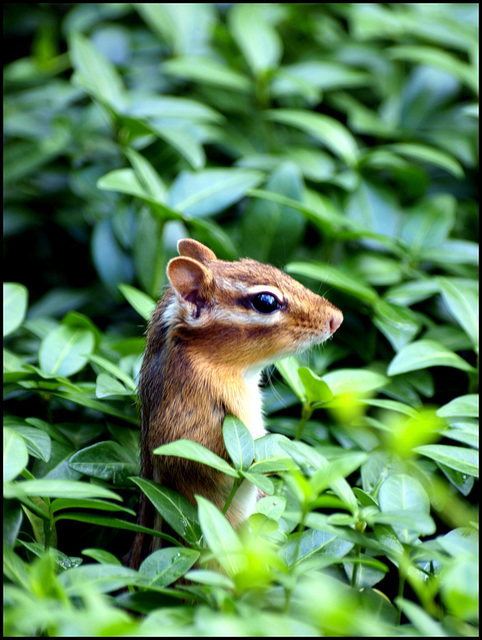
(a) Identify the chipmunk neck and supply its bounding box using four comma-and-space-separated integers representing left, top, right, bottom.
182, 344, 266, 441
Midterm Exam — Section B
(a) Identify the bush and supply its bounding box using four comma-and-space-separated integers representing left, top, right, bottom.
4, 3, 478, 637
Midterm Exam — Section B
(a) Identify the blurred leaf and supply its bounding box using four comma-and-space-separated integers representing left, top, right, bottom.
387, 143, 464, 178
163, 55, 251, 92
298, 368, 333, 405
323, 369, 388, 396
388, 339, 475, 375
118, 284, 156, 321
414, 444, 478, 478
437, 394, 479, 419
58, 563, 140, 595
4, 479, 121, 501
69, 32, 125, 108
169, 168, 264, 217
229, 4, 282, 74
265, 109, 358, 165
436, 278, 479, 351
286, 262, 379, 305
4, 283, 28, 337
197, 496, 245, 576
4, 428, 29, 483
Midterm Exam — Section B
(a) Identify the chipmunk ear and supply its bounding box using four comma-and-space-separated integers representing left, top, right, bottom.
177, 238, 217, 265
167, 256, 214, 311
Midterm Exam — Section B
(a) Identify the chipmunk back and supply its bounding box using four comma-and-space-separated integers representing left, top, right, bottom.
130, 239, 342, 567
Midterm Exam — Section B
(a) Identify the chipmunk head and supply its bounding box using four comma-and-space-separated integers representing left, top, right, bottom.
164, 239, 343, 371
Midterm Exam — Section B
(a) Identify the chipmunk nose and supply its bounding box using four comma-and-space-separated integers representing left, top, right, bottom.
328, 307, 343, 334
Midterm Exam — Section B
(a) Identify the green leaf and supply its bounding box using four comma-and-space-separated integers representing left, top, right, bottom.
437, 394, 479, 419
265, 109, 358, 165
223, 415, 254, 471
275, 356, 305, 401
139, 548, 199, 587
386, 143, 464, 178
6, 426, 51, 463
389, 45, 477, 93
396, 598, 448, 637
38, 325, 95, 377
286, 262, 379, 305
4, 283, 28, 337
378, 474, 433, 543
373, 300, 421, 351
4, 479, 121, 501
196, 495, 245, 576
50, 497, 135, 515
229, 4, 282, 74
58, 563, 141, 595
69, 441, 139, 484
162, 55, 251, 92
69, 32, 125, 108
168, 168, 263, 217
414, 445, 478, 478
125, 148, 167, 202
88, 353, 137, 391
387, 339, 475, 375
436, 278, 479, 351
154, 439, 239, 478
298, 368, 333, 405
82, 548, 122, 566
95, 373, 130, 398
322, 369, 388, 396
239, 471, 274, 495
130, 477, 202, 545
3, 428, 29, 483
118, 283, 156, 321
150, 124, 205, 170
255, 495, 287, 520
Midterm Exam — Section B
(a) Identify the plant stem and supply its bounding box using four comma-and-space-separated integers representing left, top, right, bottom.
222, 477, 242, 515
294, 403, 312, 441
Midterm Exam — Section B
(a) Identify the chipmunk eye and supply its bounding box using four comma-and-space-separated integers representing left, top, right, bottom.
251, 292, 282, 314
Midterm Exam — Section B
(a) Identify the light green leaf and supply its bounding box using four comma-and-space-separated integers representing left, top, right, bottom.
275, 356, 305, 400
298, 368, 333, 405
3, 428, 29, 483
265, 109, 358, 165
169, 168, 264, 217
163, 55, 251, 92
223, 415, 254, 471
95, 373, 131, 399
322, 369, 388, 396
414, 444, 478, 478
58, 563, 141, 595
387, 339, 475, 375
389, 45, 477, 93
4, 479, 121, 501
6, 426, 51, 463
386, 143, 464, 178
38, 325, 95, 378
151, 124, 205, 170
4, 283, 28, 337
437, 394, 479, 419
196, 495, 245, 576
374, 300, 421, 351
69, 32, 125, 108
229, 4, 282, 74
154, 439, 238, 478
88, 353, 136, 391
125, 148, 167, 202
436, 278, 479, 351
118, 284, 156, 321
286, 262, 379, 305
378, 474, 433, 543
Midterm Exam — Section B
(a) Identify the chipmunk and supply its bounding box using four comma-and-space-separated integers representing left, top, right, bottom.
129, 239, 342, 568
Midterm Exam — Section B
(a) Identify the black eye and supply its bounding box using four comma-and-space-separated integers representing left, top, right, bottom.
251, 292, 282, 314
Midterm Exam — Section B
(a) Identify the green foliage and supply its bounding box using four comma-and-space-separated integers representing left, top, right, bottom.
3, 3, 478, 637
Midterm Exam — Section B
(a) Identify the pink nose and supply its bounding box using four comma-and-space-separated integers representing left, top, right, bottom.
329, 308, 343, 334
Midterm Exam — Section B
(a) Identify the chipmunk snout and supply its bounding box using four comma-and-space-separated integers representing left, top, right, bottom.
328, 307, 343, 335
